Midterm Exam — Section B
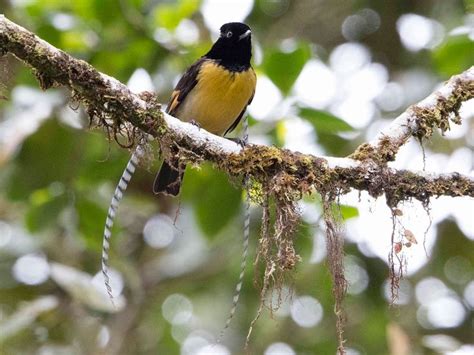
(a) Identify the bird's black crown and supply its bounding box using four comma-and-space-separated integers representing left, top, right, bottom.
205, 22, 252, 71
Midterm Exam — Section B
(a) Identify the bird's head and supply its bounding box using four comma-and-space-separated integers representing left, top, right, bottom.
219, 22, 252, 43
206, 22, 252, 69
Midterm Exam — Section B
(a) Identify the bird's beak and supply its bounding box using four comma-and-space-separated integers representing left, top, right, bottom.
239, 30, 251, 40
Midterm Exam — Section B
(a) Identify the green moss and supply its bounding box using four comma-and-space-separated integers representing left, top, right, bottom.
413, 78, 474, 139
349, 143, 377, 162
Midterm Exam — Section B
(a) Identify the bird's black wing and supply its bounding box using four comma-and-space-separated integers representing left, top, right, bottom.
166, 57, 207, 116
224, 91, 255, 136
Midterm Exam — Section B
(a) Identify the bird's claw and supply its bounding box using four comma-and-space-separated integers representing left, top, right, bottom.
227, 137, 248, 148
190, 120, 201, 130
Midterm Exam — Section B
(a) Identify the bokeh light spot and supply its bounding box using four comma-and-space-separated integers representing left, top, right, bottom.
248, 75, 282, 120
419, 296, 466, 329
397, 14, 444, 52
175, 19, 199, 46
264, 342, 295, 355
444, 256, 472, 285
345, 256, 369, 295
201, 0, 254, 33
0, 221, 12, 248
310, 230, 327, 264
415, 277, 448, 304
383, 279, 412, 305
50, 13, 76, 31
12, 253, 50, 285
97, 326, 110, 348
464, 281, 474, 308
290, 295, 323, 328
376, 82, 405, 112
92, 268, 124, 298
127, 68, 155, 94
196, 344, 230, 355
329, 42, 371, 74
143, 214, 176, 249
341, 9, 381, 41
162, 294, 193, 325
294, 60, 337, 109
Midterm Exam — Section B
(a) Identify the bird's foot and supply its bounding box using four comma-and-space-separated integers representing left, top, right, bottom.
227, 137, 248, 148
190, 120, 201, 130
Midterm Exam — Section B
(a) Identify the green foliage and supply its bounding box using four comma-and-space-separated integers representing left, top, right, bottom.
25, 186, 68, 232
76, 196, 107, 251
5, 119, 79, 201
298, 107, 354, 133
433, 35, 474, 77
75, 133, 131, 186
262, 43, 311, 95
339, 205, 359, 220
293, 221, 313, 259
182, 164, 241, 238
317, 132, 352, 156
153, 0, 201, 30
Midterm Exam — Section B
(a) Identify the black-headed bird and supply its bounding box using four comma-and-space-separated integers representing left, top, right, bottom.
101, 22, 256, 308
153, 22, 256, 196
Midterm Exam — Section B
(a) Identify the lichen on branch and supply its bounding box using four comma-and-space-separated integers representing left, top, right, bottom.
352, 70, 474, 164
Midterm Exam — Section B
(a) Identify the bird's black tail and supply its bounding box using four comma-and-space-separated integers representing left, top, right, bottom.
153, 161, 184, 196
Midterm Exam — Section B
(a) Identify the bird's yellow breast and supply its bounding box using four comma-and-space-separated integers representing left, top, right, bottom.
175, 61, 256, 135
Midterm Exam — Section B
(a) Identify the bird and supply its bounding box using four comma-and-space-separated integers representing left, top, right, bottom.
153, 22, 256, 196
100, 22, 256, 308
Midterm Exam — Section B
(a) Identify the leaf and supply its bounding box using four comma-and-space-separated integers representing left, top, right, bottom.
76, 197, 108, 250
339, 205, 359, 220
432, 35, 474, 77
298, 107, 354, 134
393, 209, 403, 216
394, 242, 403, 254
317, 132, 351, 156
153, 0, 200, 30
75, 131, 131, 186
182, 164, 241, 238
25, 188, 69, 232
294, 221, 313, 259
329, 203, 359, 220
6, 119, 79, 201
404, 229, 417, 245
263, 43, 311, 95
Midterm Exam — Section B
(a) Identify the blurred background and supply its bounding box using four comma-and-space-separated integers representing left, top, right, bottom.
0, 0, 473, 354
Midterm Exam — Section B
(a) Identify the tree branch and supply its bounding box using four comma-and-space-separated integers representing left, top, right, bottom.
352, 68, 474, 163
1, 15, 473, 204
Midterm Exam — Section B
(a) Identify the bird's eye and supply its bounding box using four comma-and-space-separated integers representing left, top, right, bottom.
226, 31, 233, 38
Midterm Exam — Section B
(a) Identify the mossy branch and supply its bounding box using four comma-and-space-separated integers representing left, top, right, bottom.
351, 68, 474, 163
1, 15, 472, 203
